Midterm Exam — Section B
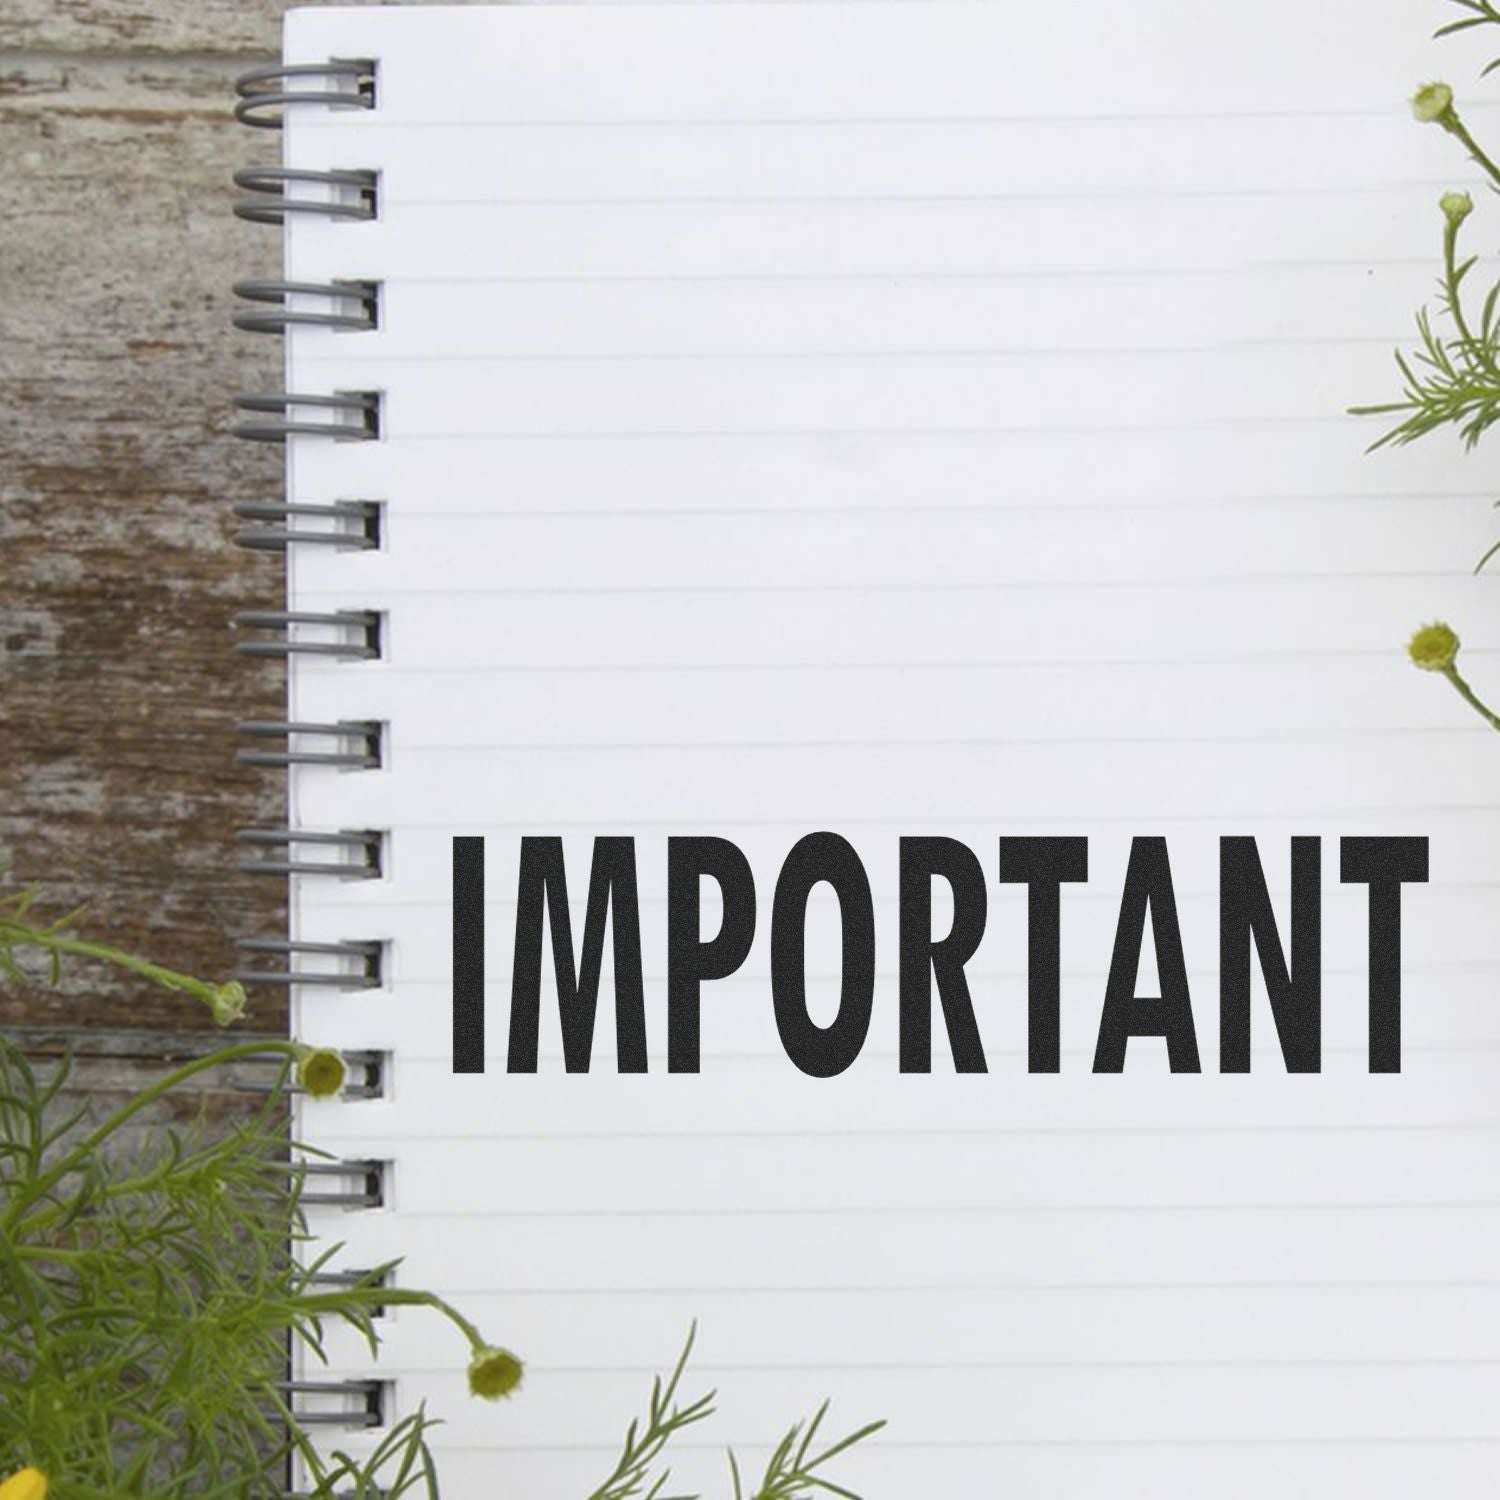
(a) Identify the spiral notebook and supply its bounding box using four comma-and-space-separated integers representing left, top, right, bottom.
228, 3, 1500, 1495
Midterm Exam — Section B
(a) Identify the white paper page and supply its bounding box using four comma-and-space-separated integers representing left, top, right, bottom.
273, 4, 1500, 1494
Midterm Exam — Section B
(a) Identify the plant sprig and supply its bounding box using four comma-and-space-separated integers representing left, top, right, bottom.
1437, 0, 1500, 69
0, 892, 523, 1499
1352, 194, 1500, 452
728, 1403, 886, 1500
0, 886, 248, 1026
587, 1325, 717, 1500
587, 1331, 883, 1500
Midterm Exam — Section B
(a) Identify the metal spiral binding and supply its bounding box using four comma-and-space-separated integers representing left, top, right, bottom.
234, 937, 384, 990
235, 720, 383, 769
235, 828, 383, 879
233, 279, 379, 334
233, 390, 380, 443
234, 166, 379, 224
232, 500, 382, 552
280, 1380, 386, 1427
299, 1159, 388, 1209
233, 56, 390, 1451
232, 610, 382, 659
308, 1266, 392, 1294
239, 1048, 386, 1096
235, 59, 377, 129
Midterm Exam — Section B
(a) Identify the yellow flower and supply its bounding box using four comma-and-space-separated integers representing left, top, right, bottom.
1411, 81, 1455, 125
295, 1046, 347, 1100
1441, 190, 1474, 226
467, 1345, 524, 1400
0, 1469, 47, 1500
1408, 621, 1460, 672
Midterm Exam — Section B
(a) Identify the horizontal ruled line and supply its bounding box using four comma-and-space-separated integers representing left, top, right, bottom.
295, 574, 1469, 594
316, 1124, 1500, 1144
381, 183, 1454, 207
382, 1279, 1500, 1296
288, 104, 1500, 127
292, 337, 1415, 363
382, 418, 1399, 439
318, 1203, 1500, 1221
362, 258, 1436, 284
364, 729, 1500, 752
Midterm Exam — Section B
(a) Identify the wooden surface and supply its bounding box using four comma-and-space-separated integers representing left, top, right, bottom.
0, 11, 294, 1038
0, 0, 551, 1046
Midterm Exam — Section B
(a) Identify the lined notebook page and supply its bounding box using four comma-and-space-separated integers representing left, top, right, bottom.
277, 3, 1500, 1494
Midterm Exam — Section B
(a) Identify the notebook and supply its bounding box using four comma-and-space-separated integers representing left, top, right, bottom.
228, 3, 1500, 1494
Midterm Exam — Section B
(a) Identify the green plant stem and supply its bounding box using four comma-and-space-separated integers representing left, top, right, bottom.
293, 1288, 486, 1351
1442, 109, 1500, 192
1443, 217, 1485, 353
0, 921, 237, 1020
1443, 663, 1500, 730
1, 1040, 303, 1234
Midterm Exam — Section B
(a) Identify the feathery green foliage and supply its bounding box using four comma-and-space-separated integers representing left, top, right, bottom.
0, 890, 518, 1499
587, 1329, 884, 1500
1354, 0, 1500, 732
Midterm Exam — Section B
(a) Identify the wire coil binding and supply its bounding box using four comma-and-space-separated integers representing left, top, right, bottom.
233, 390, 380, 443
233, 166, 378, 224
298, 1159, 388, 1210
232, 55, 391, 1443
235, 719, 383, 769
235, 59, 377, 128
233, 279, 379, 334
231, 500, 381, 552
234, 937, 385, 989
279, 1380, 386, 1428
238, 1047, 386, 1098
231, 610, 381, 660
235, 827, 383, 879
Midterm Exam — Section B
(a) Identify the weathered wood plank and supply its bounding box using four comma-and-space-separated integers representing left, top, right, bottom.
0, 59, 290, 1033
0, 2, 282, 57
0, 0, 457, 61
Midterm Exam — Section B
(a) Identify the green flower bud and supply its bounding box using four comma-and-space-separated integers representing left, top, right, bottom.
295, 1045, 347, 1100
1441, 190, 1474, 226
467, 1345, 524, 1400
1412, 81, 1456, 125
208, 981, 247, 1027
1408, 621, 1460, 672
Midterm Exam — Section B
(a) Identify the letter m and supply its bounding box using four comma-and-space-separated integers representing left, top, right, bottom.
507, 836, 646, 1073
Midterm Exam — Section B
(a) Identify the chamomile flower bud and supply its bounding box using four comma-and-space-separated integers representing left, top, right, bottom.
0, 1469, 48, 1500
1442, 190, 1474, 227
208, 981, 247, 1027
294, 1045, 347, 1100
1412, 81, 1456, 126
467, 1345, 524, 1400
1408, 621, 1460, 672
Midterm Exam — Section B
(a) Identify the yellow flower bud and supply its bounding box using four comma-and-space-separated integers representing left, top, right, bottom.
0, 1469, 48, 1500
208, 981, 247, 1027
295, 1045, 347, 1100
1408, 621, 1460, 672
1412, 81, 1456, 125
467, 1345, 524, 1400
1441, 190, 1474, 226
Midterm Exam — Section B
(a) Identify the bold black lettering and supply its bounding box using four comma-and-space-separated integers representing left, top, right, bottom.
452, 835, 486, 1074
1341, 836, 1429, 1074
999, 836, 1089, 1073
666, 837, 756, 1073
771, 832, 875, 1078
1219, 837, 1321, 1073
898, 837, 987, 1073
1093, 837, 1200, 1073
506, 836, 647, 1074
